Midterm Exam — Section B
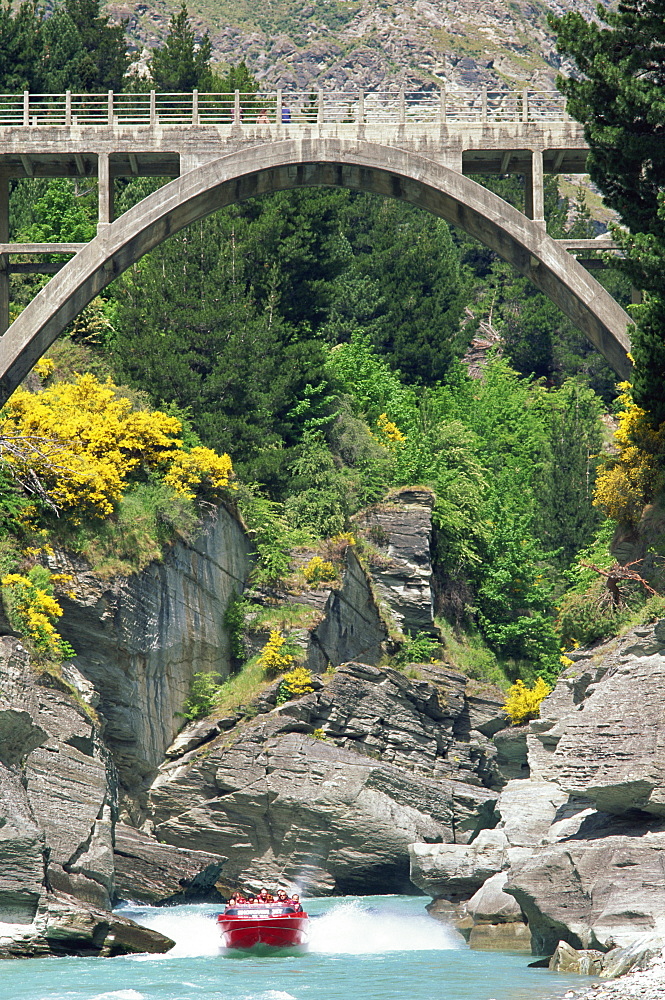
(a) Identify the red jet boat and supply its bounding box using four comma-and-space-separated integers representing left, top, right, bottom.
217, 903, 310, 951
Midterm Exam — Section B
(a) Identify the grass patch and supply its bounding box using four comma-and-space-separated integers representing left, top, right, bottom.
182, 655, 272, 722
245, 600, 322, 634
437, 619, 513, 691
50, 480, 200, 578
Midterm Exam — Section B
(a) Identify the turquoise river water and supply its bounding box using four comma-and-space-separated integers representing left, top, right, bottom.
1, 895, 591, 1000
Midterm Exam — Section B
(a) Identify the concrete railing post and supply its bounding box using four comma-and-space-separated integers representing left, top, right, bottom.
192, 89, 199, 125
65, 91, 72, 126
398, 88, 405, 125
276, 89, 282, 126
149, 90, 156, 126
482, 86, 487, 123
0, 173, 9, 335
522, 87, 529, 123
317, 89, 324, 125
357, 91, 364, 126
97, 153, 113, 229
107, 91, 113, 126
234, 89, 240, 126
22, 92, 29, 126
439, 86, 447, 124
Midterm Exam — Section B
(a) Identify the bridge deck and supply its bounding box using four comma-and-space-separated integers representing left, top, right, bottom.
0, 90, 587, 179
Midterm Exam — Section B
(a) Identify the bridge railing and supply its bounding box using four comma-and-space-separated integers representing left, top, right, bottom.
0, 89, 570, 127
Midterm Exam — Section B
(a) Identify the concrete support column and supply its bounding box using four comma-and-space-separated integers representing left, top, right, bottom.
0, 173, 9, 335
525, 149, 545, 226
97, 153, 113, 230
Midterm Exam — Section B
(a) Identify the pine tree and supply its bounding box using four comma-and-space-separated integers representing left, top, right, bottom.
149, 2, 213, 92
550, 1, 665, 423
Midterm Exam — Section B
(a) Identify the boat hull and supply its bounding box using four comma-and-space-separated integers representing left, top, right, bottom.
218, 915, 309, 950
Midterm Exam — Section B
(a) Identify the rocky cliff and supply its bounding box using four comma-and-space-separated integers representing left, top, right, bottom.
409, 620, 665, 973
0, 637, 176, 956
46, 504, 253, 818
147, 658, 504, 894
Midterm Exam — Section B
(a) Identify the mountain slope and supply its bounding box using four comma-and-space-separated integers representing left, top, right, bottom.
114, 0, 609, 92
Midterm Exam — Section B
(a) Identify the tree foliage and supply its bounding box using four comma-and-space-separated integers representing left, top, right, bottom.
551, 0, 665, 423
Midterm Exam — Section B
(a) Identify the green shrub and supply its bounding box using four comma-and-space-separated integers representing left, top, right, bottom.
223, 591, 247, 666
557, 583, 631, 648
394, 632, 441, 665
182, 671, 224, 721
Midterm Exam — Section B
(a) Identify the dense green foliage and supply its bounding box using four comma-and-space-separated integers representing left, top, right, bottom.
0, 0, 127, 92
551, 0, 665, 424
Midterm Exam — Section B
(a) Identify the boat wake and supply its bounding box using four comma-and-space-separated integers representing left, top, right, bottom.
307, 900, 461, 954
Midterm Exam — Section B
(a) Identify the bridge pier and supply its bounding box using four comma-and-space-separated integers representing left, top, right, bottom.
0, 173, 8, 336
524, 150, 545, 227
97, 153, 114, 231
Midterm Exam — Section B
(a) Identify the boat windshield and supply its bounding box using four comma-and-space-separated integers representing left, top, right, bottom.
223, 905, 298, 917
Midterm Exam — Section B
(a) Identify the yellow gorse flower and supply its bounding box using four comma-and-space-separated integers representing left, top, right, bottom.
0, 372, 234, 519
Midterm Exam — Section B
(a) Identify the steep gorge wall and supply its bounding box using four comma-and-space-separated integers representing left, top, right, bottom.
45, 505, 253, 812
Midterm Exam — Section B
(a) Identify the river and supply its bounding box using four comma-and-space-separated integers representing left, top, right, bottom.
1, 895, 589, 1000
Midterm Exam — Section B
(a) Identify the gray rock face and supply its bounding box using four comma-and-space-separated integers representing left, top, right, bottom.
0, 638, 116, 912
151, 725, 493, 894
528, 624, 665, 816
505, 815, 665, 954
148, 661, 502, 894
46, 505, 253, 810
113, 822, 227, 905
355, 487, 439, 637
307, 547, 389, 671
0, 637, 176, 957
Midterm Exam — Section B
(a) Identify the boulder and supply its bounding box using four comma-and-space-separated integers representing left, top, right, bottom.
113, 822, 227, 904
495, 779, 569, 849
600, 934, 665, 978
409, 830, 510, 902
0, 890, 174, 958
150, 723, 496, 895
549, 940, 604, 975
493, 725, 530, 781
466, 872, 524, 924
505, 816, 665, 954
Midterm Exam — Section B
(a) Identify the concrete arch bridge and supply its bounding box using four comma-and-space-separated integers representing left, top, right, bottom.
0, 88, 631, 402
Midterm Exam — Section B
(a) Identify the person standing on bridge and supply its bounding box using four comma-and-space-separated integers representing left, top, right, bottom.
281, 103, 291, 123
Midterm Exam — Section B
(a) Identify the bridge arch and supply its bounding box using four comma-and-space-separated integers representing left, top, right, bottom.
0, 138, 632, 400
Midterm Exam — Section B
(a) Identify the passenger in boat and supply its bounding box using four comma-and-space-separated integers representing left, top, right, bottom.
276, 889, 289, 903
258, 887, 274, 903
290, 893, 303, 912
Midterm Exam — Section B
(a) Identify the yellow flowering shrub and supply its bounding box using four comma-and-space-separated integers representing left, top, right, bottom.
593, 383, 665, 526
375, 412, 406, 445
276, 666, 315, 704
162, 447, 234, 500
258, 630, 294, 678
302, 555, 337, 585
33, 357, 54, 380
503, 677, 551, 726
0, 373, 234, 520
1, 571, 74, 661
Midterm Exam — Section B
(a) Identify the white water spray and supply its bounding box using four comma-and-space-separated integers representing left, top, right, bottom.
307, 900, 461, 954
125, 906, 222, 959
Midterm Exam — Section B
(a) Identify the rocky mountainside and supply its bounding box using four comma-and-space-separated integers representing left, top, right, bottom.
113, 0, 608, 93
411, 620, 665, 974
